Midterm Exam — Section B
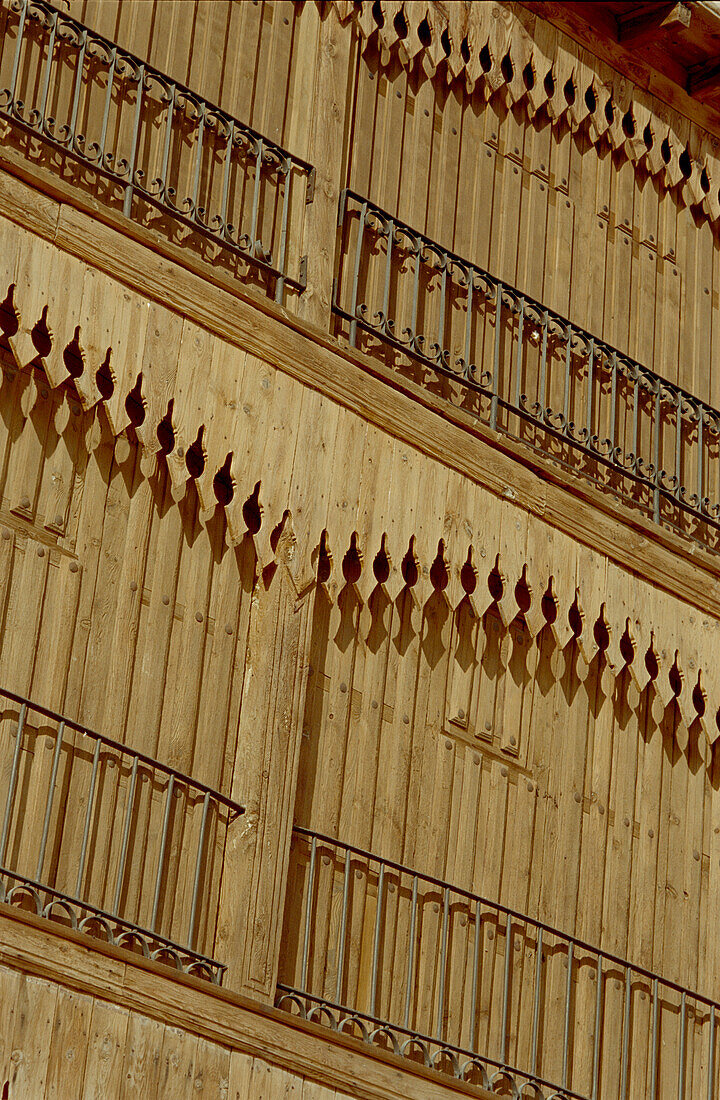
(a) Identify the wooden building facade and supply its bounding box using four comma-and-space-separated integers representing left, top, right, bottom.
0, 0, 717, 1096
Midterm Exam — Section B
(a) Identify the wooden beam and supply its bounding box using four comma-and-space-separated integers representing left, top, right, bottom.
617, 2, 692, 44
687, 55, 720, 100
0, 903, 494, 1100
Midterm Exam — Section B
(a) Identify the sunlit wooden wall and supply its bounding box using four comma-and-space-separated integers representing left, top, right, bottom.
0, 2, 719, 1092
0, 963, 357, 1099
59, 0, 720, 408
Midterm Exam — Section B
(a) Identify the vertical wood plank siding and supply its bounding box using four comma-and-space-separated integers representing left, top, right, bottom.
0, 1, 719, 1093
47, 0, 720, 412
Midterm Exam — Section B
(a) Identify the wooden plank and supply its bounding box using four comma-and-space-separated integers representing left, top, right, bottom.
157, 1023, 198, 1096
7, 973, 57, 1099
227, 1049, 256, 1099
120, 1010, 165, 1100
0, 964, 21, 1086
45, 985, 92, 1098
295, 5, 353, 330
192, 1035, 231, 1099
81, 999, 129, 1100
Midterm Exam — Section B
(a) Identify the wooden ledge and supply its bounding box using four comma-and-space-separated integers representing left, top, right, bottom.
1, 144, 720, 622
0, 903, 493, 1100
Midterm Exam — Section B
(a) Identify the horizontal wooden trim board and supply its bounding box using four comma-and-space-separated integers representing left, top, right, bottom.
0, 903, 492, 1100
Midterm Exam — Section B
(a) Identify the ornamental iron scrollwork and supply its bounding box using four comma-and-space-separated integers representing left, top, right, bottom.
334, 189, 720, 550
278, 826, 720, 1100
0, 0, 314, 302
0, 686, 244, 984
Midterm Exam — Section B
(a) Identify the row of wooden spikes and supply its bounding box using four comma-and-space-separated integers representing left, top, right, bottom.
333, 0, 720, 220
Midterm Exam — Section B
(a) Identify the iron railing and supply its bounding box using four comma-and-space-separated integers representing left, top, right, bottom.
277, 827, 720, 1099
334, 189, 720, 550
0, 686, 243, 983
0, 0, 314, 301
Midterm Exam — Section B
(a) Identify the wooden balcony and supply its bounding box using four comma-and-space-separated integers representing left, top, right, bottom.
278, 826, 720, 1100
0, 686, 244, 983
334, 189, 720, 557
0, 0, 314, 303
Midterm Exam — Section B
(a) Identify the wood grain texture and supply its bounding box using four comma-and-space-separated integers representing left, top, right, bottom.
0, 909, 494, 1100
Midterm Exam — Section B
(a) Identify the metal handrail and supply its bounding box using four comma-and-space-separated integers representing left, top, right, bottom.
0, 0, 314, 301
334, 188, 720, 550
0, 687, 244, 983
280, 825, 718, 1099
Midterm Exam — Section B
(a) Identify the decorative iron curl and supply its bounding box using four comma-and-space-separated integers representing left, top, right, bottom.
78, 913, 115, 941
43, 898, 79, 927
6, 882, 43, 914
25, 0, 55, 30
489, 1069, 522, 1098
459, 1056, 491, 1090
54, 16, 84, 51
275, 985, 575, 1099
399, 1036, 433, 1067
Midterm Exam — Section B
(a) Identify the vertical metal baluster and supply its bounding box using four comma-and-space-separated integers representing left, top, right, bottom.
490, 282, 502, 431
609, 352, 618, 456
678, 991, 687, 1100
35, 720, 64, 881
149, 773, 175, 933
7, 0, 28, 109
67, 28, 87, 151
407, 237, 421, 355
538, 311, 548, 421
158, 81, 176, 203
650, 977, 659, 1099
563, 325, 572, 429
189, 99, 206, 225
436, 255, 447, 367
300, 835, 317, 992
335, 845, 351, 1004
122, 61, 145, 217
513, 297, 525, 408
97, 48, 116, 167
248, 137, 264, 256
112, 754, 138, 915
273, 157, 292, 304
218, 119, 235, 241
462, 268, 474, 381
698, 405, 705, 512
0, 704, 26, 867
586, 339, 595, 443
708, 1006, 715, 1100
563, 942, 574, 1089
591, 956, 603, 1100
403, 875, 418, 1030
370, 861, 385, 1017
675, 391, 683, 501
653, 387, 661, 524
75, 737, 101, 897
631, 374, 639, 470
501, 915, 512, 1064
436, 887, 450, 1040
531, 927, 543, 1075
469, 899, 482, 1052
187, 790, 211, 950
38, 7, 58, 132
348, 200, 367, 348
380, 219, 394, 337
620, 966, 632, 1099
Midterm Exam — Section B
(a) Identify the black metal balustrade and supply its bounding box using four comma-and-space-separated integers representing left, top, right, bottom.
334, 189, 720, 550
0, 0, 314, 301
277, 827, 719, 1099
0, 687, 243, 983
